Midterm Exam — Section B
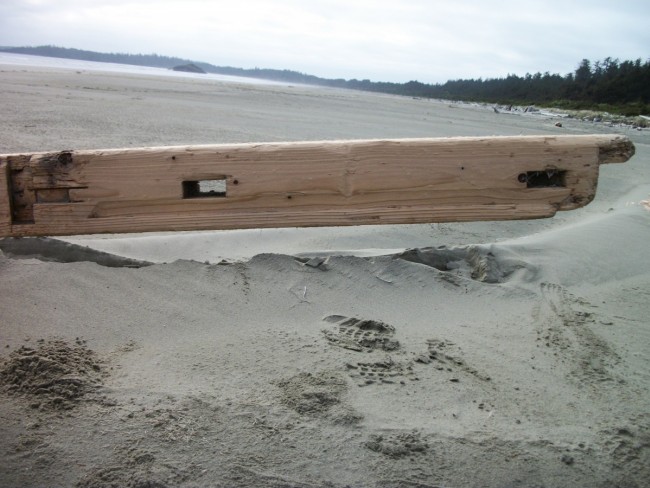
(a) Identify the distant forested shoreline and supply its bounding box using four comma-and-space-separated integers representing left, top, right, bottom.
1, 45, 648, 115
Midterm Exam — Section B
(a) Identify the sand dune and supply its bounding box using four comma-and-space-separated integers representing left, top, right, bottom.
1, 61, 649, 488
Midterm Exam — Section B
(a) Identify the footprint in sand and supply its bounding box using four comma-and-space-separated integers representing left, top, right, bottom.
534, 282, 619, 383
365, 430, 429, 458
346, 358, 417, 386
321, 315, 417, 386
322, 315, 400, 353
416, 339, 491, 382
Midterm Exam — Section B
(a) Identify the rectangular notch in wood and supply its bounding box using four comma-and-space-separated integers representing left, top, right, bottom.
9, 166, 35, 224
183, 179, 227, 198
521, 170, 567, 188
36, 188, 71, 203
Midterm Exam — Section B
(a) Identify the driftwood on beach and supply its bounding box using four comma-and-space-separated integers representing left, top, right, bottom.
0, 135, 634, 237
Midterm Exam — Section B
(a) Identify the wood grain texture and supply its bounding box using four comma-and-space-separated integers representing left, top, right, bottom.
0, 135, 634, 237
0, 160, 12, 236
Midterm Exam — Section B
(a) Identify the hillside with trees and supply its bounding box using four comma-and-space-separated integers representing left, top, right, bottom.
1, 45, 648, 115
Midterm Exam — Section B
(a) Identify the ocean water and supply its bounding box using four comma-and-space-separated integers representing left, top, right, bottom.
0, 52, 289, 87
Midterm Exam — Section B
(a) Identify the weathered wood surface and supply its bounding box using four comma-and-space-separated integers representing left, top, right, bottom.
0, 135, 634, 237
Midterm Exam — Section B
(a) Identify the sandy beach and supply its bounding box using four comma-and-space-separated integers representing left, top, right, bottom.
1, 60, 649, 488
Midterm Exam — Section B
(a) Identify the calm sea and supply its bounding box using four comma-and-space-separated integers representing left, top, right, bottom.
0, 52, 288, 87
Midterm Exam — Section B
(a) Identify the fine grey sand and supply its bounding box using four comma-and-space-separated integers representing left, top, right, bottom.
1, 61, 649, 488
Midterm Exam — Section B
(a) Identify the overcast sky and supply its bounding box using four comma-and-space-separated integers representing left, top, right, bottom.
0, 0, 648, 83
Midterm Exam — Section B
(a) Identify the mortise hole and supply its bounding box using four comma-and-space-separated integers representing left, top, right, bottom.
36, 188, 71, 203
519, 170, 567, 188
183, 179, 227, 198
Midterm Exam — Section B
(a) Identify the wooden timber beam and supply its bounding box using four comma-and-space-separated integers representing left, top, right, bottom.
0, 135, 635, 237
